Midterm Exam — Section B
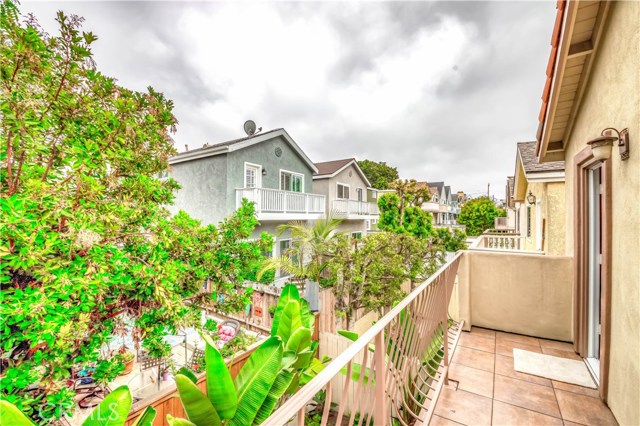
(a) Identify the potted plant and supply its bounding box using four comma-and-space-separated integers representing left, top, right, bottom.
268, 305, 277, 318
116, 348, 135, 375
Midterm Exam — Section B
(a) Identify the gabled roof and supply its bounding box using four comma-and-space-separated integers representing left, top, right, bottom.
313, 158, 371, 187
427, 181, 444, 196
169, 128, 318, 173
507, 176, 515, 197
451, 193, 459, 202
517, 141, 565, 174
444, 185, 451, 199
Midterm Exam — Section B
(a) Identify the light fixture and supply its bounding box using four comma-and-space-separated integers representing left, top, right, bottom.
527, 191, 536, 205
587, 128, 630, 161
262, 168, 267, 176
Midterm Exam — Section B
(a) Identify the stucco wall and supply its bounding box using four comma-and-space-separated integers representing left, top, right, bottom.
558, 3, 639, 423
545, 182, 566, 256
456, 250, 573, 341
312, 163, 370, 213
168, 155, 229, 225
226, 136, 316, 213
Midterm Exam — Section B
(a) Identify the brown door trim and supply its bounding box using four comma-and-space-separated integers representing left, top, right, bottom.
573, 146, 612, 402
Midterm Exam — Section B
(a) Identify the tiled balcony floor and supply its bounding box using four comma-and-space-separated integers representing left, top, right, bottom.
433, 327, 618, 426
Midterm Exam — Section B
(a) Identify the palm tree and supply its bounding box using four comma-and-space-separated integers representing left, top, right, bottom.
257, 214, 344, 292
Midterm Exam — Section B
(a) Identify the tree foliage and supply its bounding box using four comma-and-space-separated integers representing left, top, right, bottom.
457, 196, 506, 236
325, 232, 441, 330
357, 159, 399, 190
432, 228, 467, 252
0, 4, 268, 422
377, 180, 433, 238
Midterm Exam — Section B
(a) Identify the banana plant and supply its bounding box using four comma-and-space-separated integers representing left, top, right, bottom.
0, 386, 156, 426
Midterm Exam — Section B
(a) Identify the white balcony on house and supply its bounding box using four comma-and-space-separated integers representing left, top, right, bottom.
236, 188, 326, 220
331, 199, 379, 219
422, 201, 440, 213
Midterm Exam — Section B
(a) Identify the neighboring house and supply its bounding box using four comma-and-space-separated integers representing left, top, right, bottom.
512, 141, 566, 254
167, 128, 326, 282
535, 1, 639, 423
501, 176, 517, 230
312, 158, 378, 238
420, 181, 461, 227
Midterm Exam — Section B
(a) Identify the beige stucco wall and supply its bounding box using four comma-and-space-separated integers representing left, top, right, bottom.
517, 180, 566, 255
455, 250, 573, 341
557, 3, 640, 423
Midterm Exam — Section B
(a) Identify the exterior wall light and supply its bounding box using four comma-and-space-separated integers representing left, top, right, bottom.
262, 168, 267, 176
587, 128, 630, 161
527, 191, 536, 205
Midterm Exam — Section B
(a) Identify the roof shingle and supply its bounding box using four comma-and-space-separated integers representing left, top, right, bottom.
314, 158, 355, 176
518, 141, 565, 173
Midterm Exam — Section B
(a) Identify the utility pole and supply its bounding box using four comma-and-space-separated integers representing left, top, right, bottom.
487, 183, 490, 198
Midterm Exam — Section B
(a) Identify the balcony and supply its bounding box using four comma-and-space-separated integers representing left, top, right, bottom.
471, 230, 528, 252
236, 188, 325, 220
263, 249, 616, 425
332, 199, 379, 218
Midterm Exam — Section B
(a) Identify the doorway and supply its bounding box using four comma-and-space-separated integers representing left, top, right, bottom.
585, 166, 602, 382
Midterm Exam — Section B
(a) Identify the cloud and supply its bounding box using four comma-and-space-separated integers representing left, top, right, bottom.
22, 0, 555, 198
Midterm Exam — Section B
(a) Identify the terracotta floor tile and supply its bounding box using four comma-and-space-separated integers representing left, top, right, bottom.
563, 421, 586, 426
449, 362, 494, 398
495, 354, 552, 387
451, 346, 495, 372
430, 414, 464, 425
541, 347, 582, 361
458, 332, 496, 353
495, 339, 542, 357
434, 387, 492, 426
555, 389, 618, 426
539, 339, 575, 353
470, 327, 496, 340
493, 375, 561, 418
496, 331, 541, 347
552, 381, 600, 398
492, 400, 563, 426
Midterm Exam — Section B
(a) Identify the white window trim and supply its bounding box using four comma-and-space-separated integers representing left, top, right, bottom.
244, 162, 262, 189
356, 187, 364, 202
336, 182, 351, 200
279, 169, 305, 193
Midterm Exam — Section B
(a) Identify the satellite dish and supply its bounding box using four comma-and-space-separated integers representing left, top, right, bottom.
243, 120, 257, 136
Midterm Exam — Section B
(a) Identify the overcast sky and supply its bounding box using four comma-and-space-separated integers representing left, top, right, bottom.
23, 1, 555, 198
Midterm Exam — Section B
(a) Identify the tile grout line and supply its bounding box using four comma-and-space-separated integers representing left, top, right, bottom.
493, 399, 565, 422
491, 333, 496, 425
550, 380, 565, 423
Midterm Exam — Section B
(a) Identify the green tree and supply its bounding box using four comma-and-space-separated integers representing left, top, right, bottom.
0, 4, 268, 422
357, 159, 399, 190
457, 196, 506, 236
377, 179, 433, 238
433, 228, 467, 252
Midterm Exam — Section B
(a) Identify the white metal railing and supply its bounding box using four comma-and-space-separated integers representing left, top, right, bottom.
332, 199, 379, 216
263, 253, 463, 426
236, 188, 325, 215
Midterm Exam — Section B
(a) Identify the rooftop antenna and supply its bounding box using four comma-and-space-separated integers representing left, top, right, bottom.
243, 120, 261, 136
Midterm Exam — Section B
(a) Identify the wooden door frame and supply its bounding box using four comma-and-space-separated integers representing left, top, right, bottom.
573, 146, 612, 401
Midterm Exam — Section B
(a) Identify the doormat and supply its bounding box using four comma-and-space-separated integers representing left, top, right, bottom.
513, 349, 597, 389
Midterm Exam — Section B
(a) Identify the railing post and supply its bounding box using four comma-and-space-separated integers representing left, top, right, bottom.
374, 332, 386, 425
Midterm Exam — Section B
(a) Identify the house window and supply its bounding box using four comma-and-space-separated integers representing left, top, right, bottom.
356, 188, 363, 201
280, 171, 303, 192
351, 232, 362, 240
245, 163, 261, 188
157, 170, 169, 180
337, 183, 350, 199
526, 206, 532, 238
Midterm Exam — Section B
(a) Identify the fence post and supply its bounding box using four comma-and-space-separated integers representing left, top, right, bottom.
374, 332, 386, 425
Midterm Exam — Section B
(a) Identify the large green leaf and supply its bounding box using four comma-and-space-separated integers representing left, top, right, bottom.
285, 327, 311, 354
300, 357, 326, 386
276, 300, 302, 345
176, 366, 198, 384
83, 385, 132, 426
337, 330, 359, 342
0, 400, 35, 426
252, 369, 295, 425
271, 284, 300, 336
230, 337, 283, 426
300, 299, 314, 332
175, 374, 221, 426
202, 334, 237, 420
292, 350, 314, 369
131, 406, 156, 426
166, 415, 197, 426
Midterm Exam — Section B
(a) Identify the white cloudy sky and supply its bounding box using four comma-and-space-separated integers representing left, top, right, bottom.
22, 1, 555, 198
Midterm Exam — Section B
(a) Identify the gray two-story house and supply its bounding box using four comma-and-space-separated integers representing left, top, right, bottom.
312, 158, 379, 237
167, 128, 325, 280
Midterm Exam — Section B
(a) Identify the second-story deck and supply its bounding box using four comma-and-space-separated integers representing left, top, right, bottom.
332, 199, 379, 218
236, 187, 325, 220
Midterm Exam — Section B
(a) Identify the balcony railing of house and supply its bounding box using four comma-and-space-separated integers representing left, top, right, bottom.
263, 253, 463, 426
236, 188, 325, 215
471, 229, 527, 251
332, 199, 379, 216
